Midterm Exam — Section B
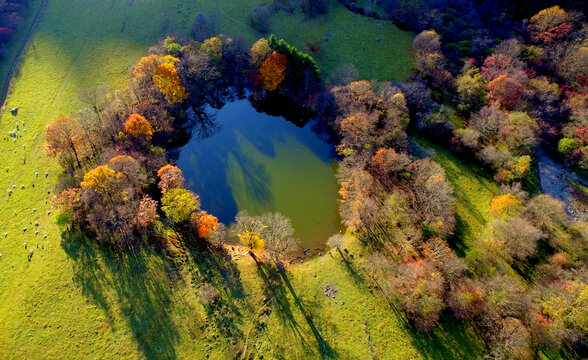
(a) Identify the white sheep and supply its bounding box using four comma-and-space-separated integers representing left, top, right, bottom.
43, 234, 47, 239
23, 227, 27, 232
24, 242, 27, 248
4, 233, 7, 237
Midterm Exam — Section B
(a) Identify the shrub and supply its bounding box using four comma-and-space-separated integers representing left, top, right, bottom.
250, 6, 270, 33
558, 137, 578, 155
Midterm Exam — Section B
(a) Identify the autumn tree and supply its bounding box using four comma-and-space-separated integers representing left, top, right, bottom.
194, 211, 219, 238
161, 189, 200, 223
80, 165, 121, 194
153, 62, 188, 104
490, 193, 523, 217
200, 36, 223, 62
259, 51, 287, 91
124, 113, 154, 138
408, 158, 455, 237
157, 164, 185, 194
394, 256, 446, 331
487, 74, 524, 110
109, 155, 147, 187
136, 195, 159, 228
232, 211, 266, 254
45, 115, 90, 170
250, 38, 271, 67
52, 188, 82, 227
259, 212, 300, 265
493, 216, 544, 262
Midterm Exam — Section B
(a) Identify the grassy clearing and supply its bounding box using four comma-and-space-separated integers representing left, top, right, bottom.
411, 135, 499, 255
0, 0, 422, 358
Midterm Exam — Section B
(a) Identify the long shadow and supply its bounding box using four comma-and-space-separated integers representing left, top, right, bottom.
254, 261, 304, 342
403, 314, 486, 360
335, 247, 368, 285
183, 239, 247, 342
447, 213, 469, 257
278, 270, 338, 359
61, 229, 183, 360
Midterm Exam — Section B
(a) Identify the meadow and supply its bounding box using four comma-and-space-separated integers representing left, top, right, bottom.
0, 0, 466, 358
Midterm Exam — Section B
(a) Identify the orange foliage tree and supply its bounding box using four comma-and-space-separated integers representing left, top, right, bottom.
124, 113, 154, 138
153, 62, 188, 104
490, 193, 522, 217
133, 55, 160, 79
196, 212, 219, 238
259, 51, 287, 91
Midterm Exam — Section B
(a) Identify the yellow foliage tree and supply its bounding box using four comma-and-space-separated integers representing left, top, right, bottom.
153, 62, 188, 104
200, 37, 223, 62
250, 38, 271, 67
238, 231, 265, 253
124, 113, 154, 138
80, 165, 121, 193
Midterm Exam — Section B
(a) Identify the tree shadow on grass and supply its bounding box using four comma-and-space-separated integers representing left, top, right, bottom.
252, 259, 337, 359
399, 311, 486, 360
61, 229, 184, 360
183, 240, 247, 343
448, 213, 469, 257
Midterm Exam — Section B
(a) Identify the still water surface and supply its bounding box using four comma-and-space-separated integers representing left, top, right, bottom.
177, 99, 341, 247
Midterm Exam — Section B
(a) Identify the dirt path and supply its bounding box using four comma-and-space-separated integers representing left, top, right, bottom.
0, 0, 48, 107
536, 147, 588, 221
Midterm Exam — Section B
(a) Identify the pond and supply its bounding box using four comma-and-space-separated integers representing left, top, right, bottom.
177, 99, 341, 248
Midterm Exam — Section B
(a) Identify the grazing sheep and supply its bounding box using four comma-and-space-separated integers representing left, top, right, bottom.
34, 221, 38, 226
23, 227, 27, 232
24, 242, 27, 248
21, 185, 25, 189
43, 234, 47, 239
35, 230, 39, 235
33, 208, 37, 212
47, 211, 51, 215
35, 172, 38, 176
4, 233, 7, 237
45, 172, 48, 177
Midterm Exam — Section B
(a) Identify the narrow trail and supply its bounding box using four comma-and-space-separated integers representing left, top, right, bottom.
536, 147, 588, 221
0, 0, 49, 107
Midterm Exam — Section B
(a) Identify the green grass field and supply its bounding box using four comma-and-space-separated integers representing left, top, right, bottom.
0, 0, 454, 358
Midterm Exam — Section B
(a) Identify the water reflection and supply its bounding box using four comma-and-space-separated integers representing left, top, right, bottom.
176, 99, 341, 247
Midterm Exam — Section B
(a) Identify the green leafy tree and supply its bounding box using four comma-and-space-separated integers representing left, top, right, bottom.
161, 189, 200, 223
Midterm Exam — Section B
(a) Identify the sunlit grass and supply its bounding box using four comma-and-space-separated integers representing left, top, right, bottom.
0, 0, 423, 358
